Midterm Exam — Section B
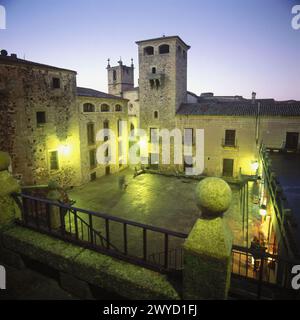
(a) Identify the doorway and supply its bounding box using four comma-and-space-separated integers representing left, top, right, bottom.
222, 159, 234, 177
285, 132, 299, 150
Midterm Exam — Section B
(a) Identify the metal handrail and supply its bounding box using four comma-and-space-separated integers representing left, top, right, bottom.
12, 192, 188, 273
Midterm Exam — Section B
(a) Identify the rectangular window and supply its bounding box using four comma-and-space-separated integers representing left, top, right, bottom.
224, 130, 236, 146
184, 128, 193, 146
52, 77, 60, 89
150, 128, 159, 143
89, 149, 96, 169
49, 151, 59, 170
87, 123, 95, 145
36, 111, 46, 125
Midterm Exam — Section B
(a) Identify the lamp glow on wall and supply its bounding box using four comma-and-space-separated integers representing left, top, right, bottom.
59, 144, 71, 157
259, 204, 267, 217
251, 160, 259, 172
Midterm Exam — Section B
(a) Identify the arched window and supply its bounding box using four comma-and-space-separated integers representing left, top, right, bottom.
115, 104, 122, 112
101, 104, 110, 112
83, 103, 95, 112
154, 111, 159, 119
113, 70, 117, 81
152, 67, 156, 74
159, 44, 170, 54
144, 46, 154, 56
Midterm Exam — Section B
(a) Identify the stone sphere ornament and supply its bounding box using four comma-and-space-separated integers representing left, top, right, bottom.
0, 151, 11, 171
195, 177, 232, 219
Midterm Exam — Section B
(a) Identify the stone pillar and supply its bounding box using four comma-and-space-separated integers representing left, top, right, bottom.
46, 181, 63, 230
183, 177, 233, 300
183, 218, 232, 300
0, 151, 21, 225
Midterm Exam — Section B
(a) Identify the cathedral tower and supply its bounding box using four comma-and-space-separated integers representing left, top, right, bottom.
136, 35, 190, 130
107, 59, 134, 97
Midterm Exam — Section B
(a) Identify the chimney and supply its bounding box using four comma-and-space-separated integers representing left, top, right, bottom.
252, 92, 256, 104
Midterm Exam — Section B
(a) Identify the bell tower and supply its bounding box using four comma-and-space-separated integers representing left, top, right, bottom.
107, 58, 134, 97
136, 35, 190, 130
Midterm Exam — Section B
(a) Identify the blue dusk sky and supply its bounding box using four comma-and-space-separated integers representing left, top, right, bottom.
1, 0, 300, 100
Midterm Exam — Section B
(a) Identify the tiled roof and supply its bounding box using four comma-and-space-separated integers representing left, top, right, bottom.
177, 100, 300, 117
77, 87, 127, 100
0, 55, 77, 73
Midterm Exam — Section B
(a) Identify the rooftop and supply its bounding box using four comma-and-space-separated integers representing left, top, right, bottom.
136, 35, 191, 50
0, 51, 77, 73
177, 99, 300, 117
77, 87, 127, 100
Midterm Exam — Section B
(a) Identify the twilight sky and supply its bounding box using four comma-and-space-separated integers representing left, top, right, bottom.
1, 0, 300, 100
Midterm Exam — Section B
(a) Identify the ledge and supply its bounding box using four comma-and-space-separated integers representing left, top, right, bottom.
0, 225, 180, 300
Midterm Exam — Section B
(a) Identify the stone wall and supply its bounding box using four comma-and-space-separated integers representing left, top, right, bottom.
0, 224, 180, 300
0, 58, 82, 187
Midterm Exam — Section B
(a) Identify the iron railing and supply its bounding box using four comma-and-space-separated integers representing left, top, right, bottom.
12, 193, 188, 274
231, 245, 300, 299
259, 144, 299, 257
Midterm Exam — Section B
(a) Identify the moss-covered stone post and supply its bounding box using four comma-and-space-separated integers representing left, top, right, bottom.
183, 177, 233, 300
46, 181, 63, 229
0, 151, 21, 225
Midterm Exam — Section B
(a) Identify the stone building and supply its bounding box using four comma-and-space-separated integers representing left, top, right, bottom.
0, 51, 82, 186
77, 87, 130, 183
1, 35, 300, 185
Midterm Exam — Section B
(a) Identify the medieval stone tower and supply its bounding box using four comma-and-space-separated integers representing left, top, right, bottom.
136, 36, 190, 131
107, 59, 134, 97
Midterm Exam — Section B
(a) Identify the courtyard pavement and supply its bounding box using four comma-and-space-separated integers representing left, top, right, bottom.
68, 169, 260, 253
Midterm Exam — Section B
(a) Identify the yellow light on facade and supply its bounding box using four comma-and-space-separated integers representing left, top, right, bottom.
59, 144, 71, 156
259, 205, 267, 216
251, 161, 259, 171
139, 138, 147, 149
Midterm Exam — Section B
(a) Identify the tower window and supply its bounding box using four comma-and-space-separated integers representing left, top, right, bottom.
183, 50, 187, 59
144, 46, 154, 56
113, 70, 117, 81
83, 103, 95, 112
152, 67, 156, 74
154, 111, 159, 119
52, 77, 60, 89
178, 46, 182, 54
36, 111, 46, 125
159, 44, 170, 54
115, 104, 122, 112
101, 104, 110, 112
